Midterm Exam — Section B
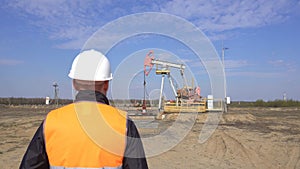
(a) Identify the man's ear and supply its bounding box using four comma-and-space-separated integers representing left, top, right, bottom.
103, 81, 109, 92
73, 79, 79, 90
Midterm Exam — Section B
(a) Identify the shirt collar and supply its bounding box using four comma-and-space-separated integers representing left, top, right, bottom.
75, 90, 109, 105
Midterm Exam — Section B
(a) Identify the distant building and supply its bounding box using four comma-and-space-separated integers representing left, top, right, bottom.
283, 92, 287, 101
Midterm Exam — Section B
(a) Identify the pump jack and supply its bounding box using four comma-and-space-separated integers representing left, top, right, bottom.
143, 51, 206, 113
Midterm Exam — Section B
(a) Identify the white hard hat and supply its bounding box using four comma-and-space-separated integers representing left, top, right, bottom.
68, 49, 113, 81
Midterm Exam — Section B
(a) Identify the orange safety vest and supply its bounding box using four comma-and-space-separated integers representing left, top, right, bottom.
44, 102, 127, 169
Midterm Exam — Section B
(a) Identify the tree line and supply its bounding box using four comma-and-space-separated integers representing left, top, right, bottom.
230, 99, 300, 107
1, 97, 299, 107
0, 97, 72, 105
0, 97, 157, 107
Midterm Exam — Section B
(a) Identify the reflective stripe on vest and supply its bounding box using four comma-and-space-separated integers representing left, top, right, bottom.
44, 102, 127, 168
50, 165, 122, 169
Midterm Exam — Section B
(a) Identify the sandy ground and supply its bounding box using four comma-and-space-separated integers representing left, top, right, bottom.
0, 105, 299, 169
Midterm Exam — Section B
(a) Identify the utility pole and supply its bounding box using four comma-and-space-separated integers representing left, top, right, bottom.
222, 41, 229, 112
222, 46, 229, 95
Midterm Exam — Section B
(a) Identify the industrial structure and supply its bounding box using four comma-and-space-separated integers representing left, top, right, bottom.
143, 51, 207, 114
53, 82, 59, 106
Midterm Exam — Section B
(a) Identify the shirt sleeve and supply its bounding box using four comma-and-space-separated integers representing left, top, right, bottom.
19, 122, 50, 169
122, 119, 149, 169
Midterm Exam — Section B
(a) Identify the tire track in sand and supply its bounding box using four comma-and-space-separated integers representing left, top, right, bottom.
286, 146, 300, 169
220, 131, 273, 169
